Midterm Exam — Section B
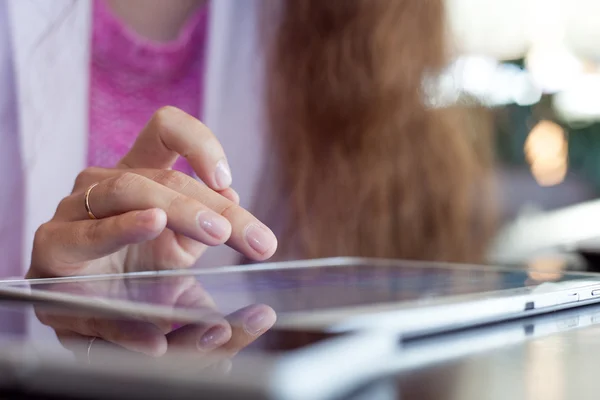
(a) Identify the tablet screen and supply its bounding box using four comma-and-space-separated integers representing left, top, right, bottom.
1, 258, 594, 320
0, 302, 351, 400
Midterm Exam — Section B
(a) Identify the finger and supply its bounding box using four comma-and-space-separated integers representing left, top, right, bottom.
220, 304, 277, 355
174, 279, 218, 310
55, 330, 88, 360
219, 188, 240, 205
166, 305, 276, 359
130, 277, 219, 315
57, 331, 157, 365
165, 277, 230, 351
73, 168, 239, 205
55, 330, 103, 364
61, 171, 276, 260
167, 283, 234, 353
57, 173, 233, 247
159, 232, 208, 266
55, 330, 111, 364
210, 359, 233, 375
135, 171, 276, 260
118, 107, 232, 190
75, 168, 240, 213
167, 319, 232, 353
38, 313, 167, 357
34, 209, 167, 271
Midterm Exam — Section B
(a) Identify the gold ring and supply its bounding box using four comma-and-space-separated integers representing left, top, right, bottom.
84, 183, 99, 220
87, 336, 97, 364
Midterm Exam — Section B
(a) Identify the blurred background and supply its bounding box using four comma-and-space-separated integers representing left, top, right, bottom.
445, 0, 600, 264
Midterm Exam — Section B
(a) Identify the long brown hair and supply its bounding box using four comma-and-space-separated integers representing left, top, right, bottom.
261, 0, 495, 263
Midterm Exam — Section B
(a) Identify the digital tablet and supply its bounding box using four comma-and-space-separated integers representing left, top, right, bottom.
2, 257, 600, 337
0, 302, 393, 400
4, 290, 600, 400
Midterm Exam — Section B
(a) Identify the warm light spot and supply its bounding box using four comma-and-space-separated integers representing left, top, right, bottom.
530, 161, 568, 187
525, 120, 568, 186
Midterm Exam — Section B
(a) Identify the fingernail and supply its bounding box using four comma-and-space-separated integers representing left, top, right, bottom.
215, 159, 232, 189
198, 326, 229, 351
245, 224, 276, 255
244, 310, 273, 335
197, 212, 230, 239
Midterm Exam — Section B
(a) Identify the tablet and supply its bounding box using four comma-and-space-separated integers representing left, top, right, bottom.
2, 257, 600, 337
0, 302, 393, 400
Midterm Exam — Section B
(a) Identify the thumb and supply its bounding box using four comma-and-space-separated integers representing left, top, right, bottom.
31, 209, 166, 278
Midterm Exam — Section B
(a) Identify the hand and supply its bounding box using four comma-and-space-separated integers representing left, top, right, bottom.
28, 107, 278, 278
34, 276, 277, 361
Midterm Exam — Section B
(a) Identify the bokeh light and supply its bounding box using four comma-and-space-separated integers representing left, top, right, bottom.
524, 121, 568, 186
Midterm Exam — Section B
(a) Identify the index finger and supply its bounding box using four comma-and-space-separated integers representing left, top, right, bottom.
220, 304, 277, 354
118, 107, 232, 191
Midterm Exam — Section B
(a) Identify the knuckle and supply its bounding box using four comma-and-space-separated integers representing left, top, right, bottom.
177, 256, 197, 269
216, 202, 239, 220
73, 167, 102, 191
55, 195, 73, 217
164, 192, 190, 215
83, 316, 102, 338
152, 106, 181, 129
35, 310, 52, 327
153, 170, 192, 190
32, 223, 63, 270
105, 172, 141, 197
33, 222, 52, 249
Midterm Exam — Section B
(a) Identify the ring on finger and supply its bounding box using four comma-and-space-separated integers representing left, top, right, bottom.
87, 336, 97, 364
84, 183, 100, 220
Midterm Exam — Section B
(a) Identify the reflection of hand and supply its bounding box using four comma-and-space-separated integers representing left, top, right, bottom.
28, 106, 277, 278
34, 276, 276, 359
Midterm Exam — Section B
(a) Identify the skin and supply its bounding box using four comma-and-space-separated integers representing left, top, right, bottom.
36, 276, 276, 360
105, 0, 207, 41
29, 107, 279, 353
29, 1, 279, 357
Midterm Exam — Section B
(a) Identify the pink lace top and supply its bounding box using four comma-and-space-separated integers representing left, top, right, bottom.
88, 0, 209, 174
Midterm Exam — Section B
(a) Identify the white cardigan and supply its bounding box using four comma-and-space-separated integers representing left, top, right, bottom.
0, 0, 268, 279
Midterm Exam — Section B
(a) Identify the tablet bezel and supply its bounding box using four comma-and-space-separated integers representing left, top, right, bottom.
2, 257, 600, 336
